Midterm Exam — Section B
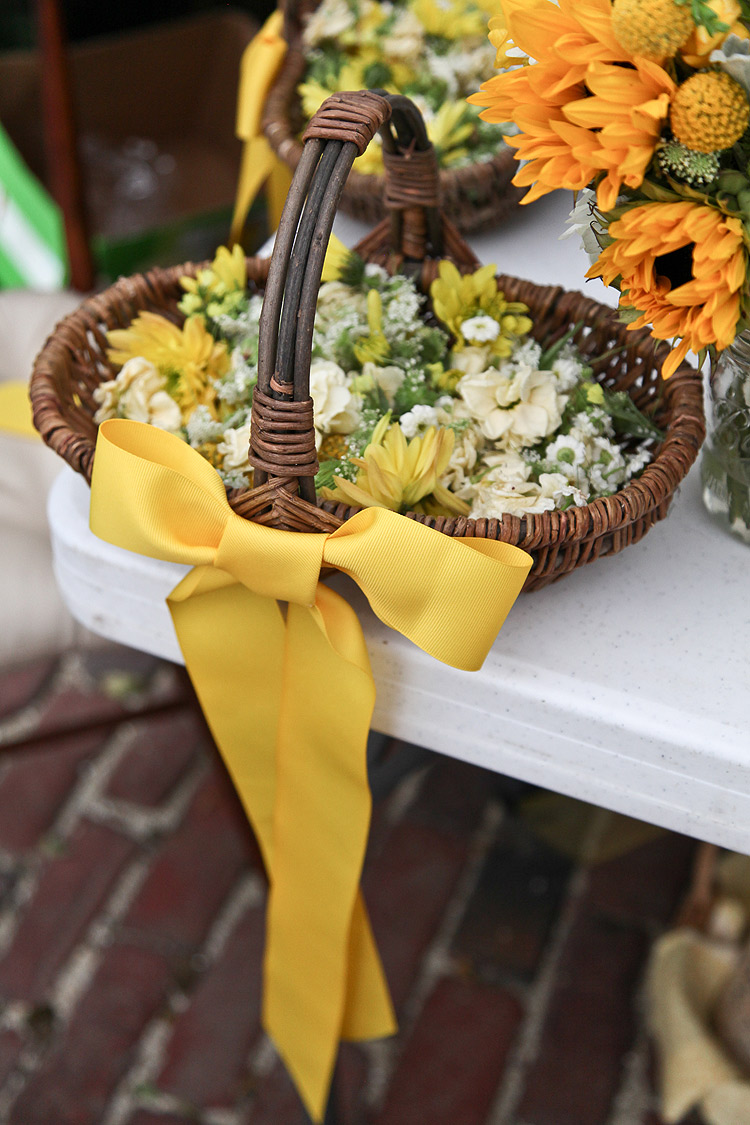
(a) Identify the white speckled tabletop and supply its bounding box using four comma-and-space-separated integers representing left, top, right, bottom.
46, 191, 750, 852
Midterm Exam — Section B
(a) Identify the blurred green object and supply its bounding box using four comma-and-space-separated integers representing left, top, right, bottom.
0, 121, 67, 288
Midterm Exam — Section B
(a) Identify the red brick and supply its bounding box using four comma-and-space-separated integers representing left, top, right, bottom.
0, 730, 107, 854
0, 820, 136, 1004
126, 1114, 198, 1125
106, 711, 206, 807
8, 943, 171, 1125
362, 821, 467, 1013
123, 770, 257, 954
516, 908, 648, 1125
157, 899, 265, 1105
0, 1029, 23, 1087
451, 819, 572, 983
336, 1043, 369, 1125
586, 832, 697, 924
247, 1059, 313, 1125
0, 657, 58, 722
406, 754, 497, 839
375, 977, 522, 1125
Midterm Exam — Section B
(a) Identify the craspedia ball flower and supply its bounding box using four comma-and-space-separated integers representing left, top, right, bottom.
611, 0, 694, 62
670, 70, 750, 152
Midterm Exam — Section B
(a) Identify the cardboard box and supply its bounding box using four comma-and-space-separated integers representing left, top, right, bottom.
0, 9, 265, 283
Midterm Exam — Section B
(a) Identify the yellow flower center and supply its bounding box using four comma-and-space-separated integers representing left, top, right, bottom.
611, 0, 695, 61
670, 70, 750, 153
319, 433, 349, 460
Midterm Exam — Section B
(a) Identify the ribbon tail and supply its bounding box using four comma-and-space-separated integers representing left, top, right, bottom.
167, 567, 285, 870
263, 584, 395, 1123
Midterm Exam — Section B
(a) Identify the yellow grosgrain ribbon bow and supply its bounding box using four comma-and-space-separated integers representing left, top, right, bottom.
89, 418, 532, 1121
231, 10, 290, 244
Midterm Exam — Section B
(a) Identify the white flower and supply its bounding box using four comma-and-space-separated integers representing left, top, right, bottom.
458, 366, 563, 445
451, 345, 493, 375
364, 263, 388, 282
93, 356, 182, 432
545, 434, 587, 467
470, 476, 555, 518
562, 187, 608, 264
461, 315, 501, 344
361, 361, 405, 404
399, 403, 441, 438
186, 405, 225, 447
303, 0, 355, 45
538, 472, 587, 508
712, 34, 750, 96
382, 8, 423, 62
482, 449, 531, 481
551, 354, 584, 392
217, 422, 252, 471
309, 360, 361, 449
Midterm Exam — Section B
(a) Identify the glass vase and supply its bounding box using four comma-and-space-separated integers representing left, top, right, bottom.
701, 331, 750, 543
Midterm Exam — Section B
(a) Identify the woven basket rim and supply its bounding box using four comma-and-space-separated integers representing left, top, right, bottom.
29, 254, 705, 565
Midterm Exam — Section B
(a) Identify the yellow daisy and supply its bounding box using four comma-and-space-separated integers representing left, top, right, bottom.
430, 260, 533, 356
320, 415, 468, 514
107, 312, 229, 412
587, 201, 746, 377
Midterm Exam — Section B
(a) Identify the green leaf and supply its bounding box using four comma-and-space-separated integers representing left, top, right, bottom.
601, 388, 665, 441
539, 322, 583, 369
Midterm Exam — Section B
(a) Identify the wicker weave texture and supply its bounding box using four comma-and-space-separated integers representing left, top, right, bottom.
30, 92, 705, 591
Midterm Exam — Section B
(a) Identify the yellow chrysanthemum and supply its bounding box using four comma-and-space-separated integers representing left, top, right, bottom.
670, 70, 750, 154
610, 0, 694, 62
107, 312, 229, 412
411, 0, 489, 41
587, 201, 746, 378
181, 244, 246, 303
430, 260, 532, 356
353, 290, 390, 366
469, 0, 674, 210
320, 415, 469, 514
426, 102, 476, 167
681, 0, 747, 66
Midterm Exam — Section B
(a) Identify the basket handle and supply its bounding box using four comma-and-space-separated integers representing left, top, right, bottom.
247, 90, 477, 522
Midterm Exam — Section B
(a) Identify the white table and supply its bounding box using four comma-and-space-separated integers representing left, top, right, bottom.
47, 191, 750, 854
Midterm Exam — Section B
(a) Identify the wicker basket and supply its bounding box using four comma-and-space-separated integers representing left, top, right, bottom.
262, 0, 525, 235
31, 91, 705, 592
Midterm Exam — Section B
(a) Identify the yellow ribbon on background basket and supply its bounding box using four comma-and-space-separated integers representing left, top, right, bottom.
0, 381, 37, 438
89, 418, 532, 1122
231, 9, 291, 245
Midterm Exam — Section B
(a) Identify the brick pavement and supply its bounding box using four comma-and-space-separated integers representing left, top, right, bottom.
0, 646, 705, 1125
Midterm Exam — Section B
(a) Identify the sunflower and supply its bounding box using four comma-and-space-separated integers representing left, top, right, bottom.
469, 0, 673, 209
587, 201, 747, 377
107, 312, 229, 412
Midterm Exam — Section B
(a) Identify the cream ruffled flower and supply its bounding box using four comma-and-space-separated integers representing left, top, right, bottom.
360, 362, 405, 404
309, 360, 361, 449
217, 422, 252, 472
458, 366, 564, 445
94, 357, 182, 432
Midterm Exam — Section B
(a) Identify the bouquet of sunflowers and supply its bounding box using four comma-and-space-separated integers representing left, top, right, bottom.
297, 0, 514, 174
92, 244, 663, 521
470, 0, 750, 379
